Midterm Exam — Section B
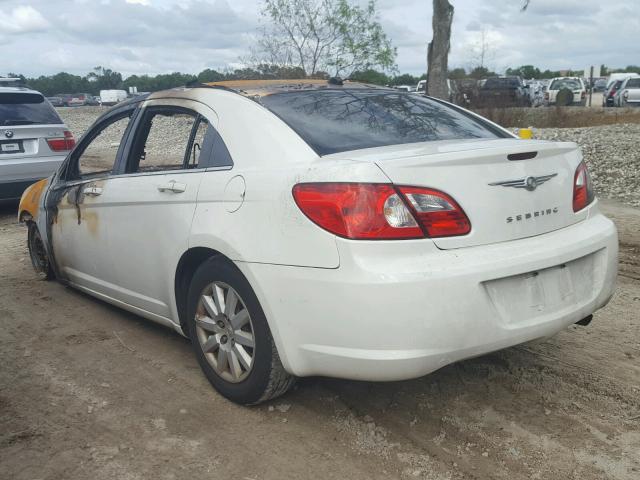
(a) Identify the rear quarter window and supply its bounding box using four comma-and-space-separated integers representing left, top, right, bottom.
626, 79, 640, 88
0, 92, 63, 126
261, 89, 505, 155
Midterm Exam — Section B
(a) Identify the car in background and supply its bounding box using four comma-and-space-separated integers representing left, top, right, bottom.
603, 80, 624, 107
475, 76, 530, 108
16, 80, 617, 404
68, 93, 99, 107
618, 77, 640, 107
544, 77, 586, 106
99, 89, 128, 106
593, 78, 607, 92
46, 96, 65, 107
54, 93, 74, 107
0, 86, 75, 200
394, 85, 414, 92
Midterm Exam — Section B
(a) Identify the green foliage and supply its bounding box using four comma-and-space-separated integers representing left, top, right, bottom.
349, 69, 390, 85
468, 66, 497, 79
448, 68, 466, 80
256, 0, 396, 77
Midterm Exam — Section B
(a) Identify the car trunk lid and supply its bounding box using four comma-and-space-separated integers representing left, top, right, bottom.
329, 138, 586, 249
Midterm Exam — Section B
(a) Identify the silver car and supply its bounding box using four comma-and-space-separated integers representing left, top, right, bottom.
619, 77, 640, 107
0, 86, 75, 200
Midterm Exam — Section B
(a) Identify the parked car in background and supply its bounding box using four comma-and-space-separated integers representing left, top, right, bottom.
476, 76, 530, 108
603, 80, 624, 107
16, 80, 617, 405
618, 77, 640, 107
603, 73, 640, 107
544, 77, 586, 106
99, 89, 128, 106
54, 93, 74, 107
46, 96, 65, 107
394, 85, 414, 92
0, 86, 75, 200
68, 93, 99, 107
593, 78, 607, 92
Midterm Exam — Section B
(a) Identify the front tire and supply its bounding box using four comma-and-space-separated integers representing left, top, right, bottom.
186, 256, 295, 405
27, 223, 54, 280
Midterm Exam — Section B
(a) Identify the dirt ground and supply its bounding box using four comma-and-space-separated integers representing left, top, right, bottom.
0, 199, 638, 480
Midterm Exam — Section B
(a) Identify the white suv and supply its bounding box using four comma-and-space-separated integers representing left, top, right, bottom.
0, 85, 75, 200
545, 77, 586, 106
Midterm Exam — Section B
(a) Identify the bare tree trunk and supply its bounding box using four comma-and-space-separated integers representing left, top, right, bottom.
426, 0, 454, 100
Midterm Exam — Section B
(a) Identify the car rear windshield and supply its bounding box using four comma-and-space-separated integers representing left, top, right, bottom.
626, 78, 640, 88
0, 92, 63, 126
482, 78, 521, 89
550, 79, 582, 90
260, 89, 505, 155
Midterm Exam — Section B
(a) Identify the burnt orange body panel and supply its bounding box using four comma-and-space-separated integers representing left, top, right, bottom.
18, 178, 47, 222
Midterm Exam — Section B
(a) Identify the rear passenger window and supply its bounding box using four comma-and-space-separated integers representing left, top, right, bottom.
128, 109, 197, 173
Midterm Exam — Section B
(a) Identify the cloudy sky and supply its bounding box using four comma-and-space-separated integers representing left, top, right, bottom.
1, 0, 638, 78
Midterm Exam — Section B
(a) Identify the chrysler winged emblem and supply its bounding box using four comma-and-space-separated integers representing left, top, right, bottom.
489, 173, 557, 192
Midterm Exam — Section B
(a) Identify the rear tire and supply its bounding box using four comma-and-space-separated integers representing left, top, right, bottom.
27, 223, 54, 280
186, 256, 295, 405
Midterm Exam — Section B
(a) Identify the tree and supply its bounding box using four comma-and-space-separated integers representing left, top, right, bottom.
252, 0, 396, 77
87, 66, 123, 90
426, 0, 531, 98
426, 0, 454, 99
350, 69, 390, 85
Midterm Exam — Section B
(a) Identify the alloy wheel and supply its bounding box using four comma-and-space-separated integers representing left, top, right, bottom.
195, 282, 255, 383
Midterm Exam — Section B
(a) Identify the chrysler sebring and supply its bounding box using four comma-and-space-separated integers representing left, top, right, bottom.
18, 80, 618, 404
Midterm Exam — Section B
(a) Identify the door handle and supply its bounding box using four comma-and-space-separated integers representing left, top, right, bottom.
84, 186, 103, 196
157, 180, 186, 193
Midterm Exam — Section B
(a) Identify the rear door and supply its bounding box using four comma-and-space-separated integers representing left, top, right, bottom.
100, 99, 216, 318
624, 78, 640, 103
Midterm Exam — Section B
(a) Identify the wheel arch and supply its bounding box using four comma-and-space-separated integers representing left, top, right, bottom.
174, 247, 225, 333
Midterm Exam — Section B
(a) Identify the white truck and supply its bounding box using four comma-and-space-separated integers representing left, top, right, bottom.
99, 89, 128, 106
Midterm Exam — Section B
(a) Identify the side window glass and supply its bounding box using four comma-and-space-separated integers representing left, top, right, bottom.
78, 113, 133, 176
130, 110, 197, 173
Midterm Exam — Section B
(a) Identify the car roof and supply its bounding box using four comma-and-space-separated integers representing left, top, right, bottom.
0, 86, 44, 96
203, 78, 390, 97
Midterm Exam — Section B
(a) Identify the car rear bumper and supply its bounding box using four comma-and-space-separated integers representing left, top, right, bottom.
0, 155, 64, 200
239, 207, 618, 381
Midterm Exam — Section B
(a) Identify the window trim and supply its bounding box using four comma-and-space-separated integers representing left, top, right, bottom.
125, 105, 201, 174
59, 105, 138, 182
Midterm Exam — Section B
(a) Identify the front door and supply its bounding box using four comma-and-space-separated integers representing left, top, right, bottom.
49, 107, 137, 297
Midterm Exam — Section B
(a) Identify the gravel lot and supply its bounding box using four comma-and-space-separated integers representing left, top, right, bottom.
57, 106, 640, 207
1, 199, 638, 479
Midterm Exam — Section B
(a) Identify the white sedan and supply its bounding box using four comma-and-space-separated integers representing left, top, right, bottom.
18, 80, 618, 404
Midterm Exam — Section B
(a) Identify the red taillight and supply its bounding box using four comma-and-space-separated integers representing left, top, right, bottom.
573, 161, 595, 212
544, 92, 549, 100
581, 91, 586, 99
397, 186, 471, 237
292, 183, 471, 240
46, 130, 75, 152
608, 88, 617, 98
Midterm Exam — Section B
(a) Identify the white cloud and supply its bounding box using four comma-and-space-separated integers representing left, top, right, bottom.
0, 5, 50, 34
0, 0, 638, 77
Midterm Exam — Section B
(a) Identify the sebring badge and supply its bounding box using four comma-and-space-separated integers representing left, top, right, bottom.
488, 173, 557, 192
